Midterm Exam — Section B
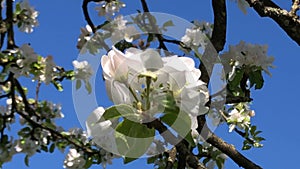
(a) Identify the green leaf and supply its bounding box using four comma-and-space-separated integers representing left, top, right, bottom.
15, 3, 22, 14
44, 121, 56, 130
249, 70, 264, 89
250, 125, 257, 135
147, 34, 154, 42
184, 131, 196, 147
24, 155, 30, 167
102, 104, 140, 122
161, 110, 191, 139
163, 20, 174, 28
147, 156, 157, 164
41, 145, 48, 152
124, 157, 138, 164
254, 130, 262, 136
242, 144, 251, 150
52, 81, 63, 91
254, 137, 266, 142
216, 158, 225, 169
228, 69, 244, 90
202, 157, 210, 165
116, 119, 155, 138
83, 157, 93, 168
49, 143, 55, 153
75, 80, 81, 90
85, 81, 92, 94
115, 119, 155, 159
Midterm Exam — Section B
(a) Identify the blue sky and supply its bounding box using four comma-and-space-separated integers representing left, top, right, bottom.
4, 0, 300, 169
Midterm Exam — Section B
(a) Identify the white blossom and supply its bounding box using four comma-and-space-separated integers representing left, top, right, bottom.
101, 47, 209, 117
193, 20, 213, 38
111, 15, 139, 43
181, 28, 206, 48
76, 25, 93, 51
39, 56, 57, 85
72, 60, 93, 82
227, 103, 254, 132
10, 44, 38, 78
14, 138, 39, 157
231, 0, 250, 14
221, 41, 275, 79
63, 149, 86, 169
95, 0, 126, 16
86, 107, 118, 153
18, 0, 39, 33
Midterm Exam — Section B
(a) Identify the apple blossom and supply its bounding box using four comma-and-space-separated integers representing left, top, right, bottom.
101, 46, 209, 120
72, 60, 93, 83
63, 148, 86, 169
226, 103, 254, 132
86, 107, 118, 153
221, 41, 275, 78
18, 0, 39, 33
193, 20, 213, 38
110, 16, 139, 43
10, 44, 38, 78
14, 138, 39, 157
231, 0, 250, 14
39, 56, 57, 85
76, 25, 93, 51
181, 28, 206, 48
95, 0, 126, 17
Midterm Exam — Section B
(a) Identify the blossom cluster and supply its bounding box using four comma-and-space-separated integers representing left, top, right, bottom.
84, 46, 210, 163
16, 0, 39, 33
9, 44, 57, 84
101, 46, 209, 117
63, 148, 86, 169
181, 21, 212, 50
226, 103, 255, 132
221, 41, 274, 80
95, 0, 126, 17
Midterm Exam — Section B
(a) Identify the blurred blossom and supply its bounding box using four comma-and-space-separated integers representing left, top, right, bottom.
63, 149, 86, 169
72, 60, 93, 83
14, 138, 39, 156
221, 41, 274, 79
18, 0, 39, 33
95, 0, 126, 16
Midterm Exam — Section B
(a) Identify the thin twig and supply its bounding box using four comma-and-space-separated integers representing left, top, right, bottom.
290, 0, 300, 16
11, 77, 98, 155
6, 0, 15, 49
165, 147, 176, 169
140, 0, 168, 51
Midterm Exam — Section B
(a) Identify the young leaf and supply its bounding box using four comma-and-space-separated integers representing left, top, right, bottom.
115, 119, 155, 160
24, 155, 30, 167
249, 70, 264, 89
76, 80, 81, 90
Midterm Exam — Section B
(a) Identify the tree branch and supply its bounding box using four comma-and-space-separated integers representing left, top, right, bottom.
199, 0, 227, 85
245, 0, 300, 45
211, 0, 227, 52
290, 0, 300, 16
11, 77, 98, 155
82, 0, 100, 33
165, 147, 176, 169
